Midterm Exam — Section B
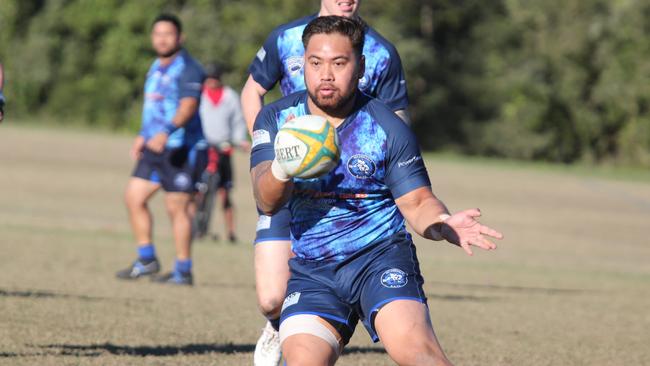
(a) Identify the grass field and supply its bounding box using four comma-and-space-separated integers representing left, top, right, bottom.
1, 124, 649, 365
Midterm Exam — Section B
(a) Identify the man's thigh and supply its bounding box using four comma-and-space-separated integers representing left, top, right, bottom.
254, 241, 293, 304
374, 300, 450, 365
125, 176, 160, 204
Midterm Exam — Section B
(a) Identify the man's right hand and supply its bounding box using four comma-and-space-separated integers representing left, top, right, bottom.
130, 136, 146, 160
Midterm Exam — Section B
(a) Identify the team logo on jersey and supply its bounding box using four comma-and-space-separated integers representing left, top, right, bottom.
285, 56, 304, 76
281, 292, 301, 312
347, 154, 376, 179
173, 173, 191, 190
380, 268, 408, 288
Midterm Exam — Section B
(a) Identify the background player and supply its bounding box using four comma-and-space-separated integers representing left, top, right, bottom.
199, 62, 249, 243
251, 16, 503, 365
116, 14, 206, 286
241, 1, 410, 363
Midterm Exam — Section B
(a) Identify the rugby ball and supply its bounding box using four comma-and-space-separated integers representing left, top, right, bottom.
274, 115, 340, 179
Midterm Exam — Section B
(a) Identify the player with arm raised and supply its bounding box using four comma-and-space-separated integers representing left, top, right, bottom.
242, 2, 410, 364
251, 16, 503, 366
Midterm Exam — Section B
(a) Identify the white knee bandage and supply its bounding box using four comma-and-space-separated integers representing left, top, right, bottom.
279, 314, 341, 355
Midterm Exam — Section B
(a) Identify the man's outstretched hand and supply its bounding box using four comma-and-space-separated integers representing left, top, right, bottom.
441, 208, 504, 255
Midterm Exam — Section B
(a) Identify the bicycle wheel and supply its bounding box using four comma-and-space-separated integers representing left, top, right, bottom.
193, 171, 219, 239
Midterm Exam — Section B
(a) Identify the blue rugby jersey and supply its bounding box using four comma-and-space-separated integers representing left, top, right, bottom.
248, 14, 409, 111
140, 49, 206, 148
250, 92, 430, 262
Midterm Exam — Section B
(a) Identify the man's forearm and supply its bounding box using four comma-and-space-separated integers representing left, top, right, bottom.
169, 97, 199, 131
242, 75, 267, 135
251, 161, 293, 214
413, 197, 450, 240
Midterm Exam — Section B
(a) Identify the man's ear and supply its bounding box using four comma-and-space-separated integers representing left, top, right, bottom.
358, 54, 365, 79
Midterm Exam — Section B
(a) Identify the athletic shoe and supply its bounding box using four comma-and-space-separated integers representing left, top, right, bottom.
254, 321, 282, 366
115, 258, 160, 280
151, 271, 193, 286
229, 233, 238, 244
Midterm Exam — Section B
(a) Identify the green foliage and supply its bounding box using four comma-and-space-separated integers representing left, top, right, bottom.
2, 0, 649, 166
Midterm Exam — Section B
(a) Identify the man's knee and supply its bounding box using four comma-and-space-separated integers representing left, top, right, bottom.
257, 293, 284, 317
280, 315, 341, 366
165, 194, 191, 217
124, 188, 146, 210
389, 342, 452, 366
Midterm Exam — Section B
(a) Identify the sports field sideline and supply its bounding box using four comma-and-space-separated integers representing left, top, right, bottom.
0, 124, 648, 365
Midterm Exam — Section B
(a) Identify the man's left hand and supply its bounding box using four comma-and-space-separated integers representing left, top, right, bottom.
441, 208, 504, 255
146, 132, 168, 153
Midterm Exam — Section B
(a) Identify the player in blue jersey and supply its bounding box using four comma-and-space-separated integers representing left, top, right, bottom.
251, 16, 503, 365
116, 14, 206, 286
241, 2, 410, 363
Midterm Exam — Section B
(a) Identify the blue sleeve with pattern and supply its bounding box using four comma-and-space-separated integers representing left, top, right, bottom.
178, 61, 205, 99
375, 48, 409, 112
250, 106, 278, 169
248, 30, 283, 91
383, 109, 430, 198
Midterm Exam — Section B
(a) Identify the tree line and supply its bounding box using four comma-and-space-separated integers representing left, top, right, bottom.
1, 0, 648, 166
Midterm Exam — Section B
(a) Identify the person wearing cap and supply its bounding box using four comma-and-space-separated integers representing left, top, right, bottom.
198, 63, 250, 243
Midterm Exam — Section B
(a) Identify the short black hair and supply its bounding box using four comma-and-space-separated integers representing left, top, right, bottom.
205, 62, 224, 80
152, 13, 182, 34
302, 16, 365, 59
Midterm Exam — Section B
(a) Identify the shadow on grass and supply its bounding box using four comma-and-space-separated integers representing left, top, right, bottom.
427, 281, 587, 295
0, 288, 109, 302
425, 293, 495, 301
34, 343, 255, 356
3, 343, 387, 357
0, 287, 153, 303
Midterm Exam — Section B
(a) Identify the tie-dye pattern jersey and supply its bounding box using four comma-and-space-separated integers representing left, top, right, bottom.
140, 49, 205, 149
248, 14, 408, 111
251, 92, 429, 262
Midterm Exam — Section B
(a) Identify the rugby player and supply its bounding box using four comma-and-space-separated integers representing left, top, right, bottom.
250, 16, 503, 365
241, 1, 410, 363
116, 14, 206, 286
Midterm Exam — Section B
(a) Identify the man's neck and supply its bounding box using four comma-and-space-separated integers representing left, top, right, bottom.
318, 9, 359, 18
158, 48, 181, 66
307, 93, 357, 128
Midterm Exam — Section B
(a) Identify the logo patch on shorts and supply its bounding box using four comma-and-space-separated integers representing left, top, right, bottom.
173, 173, 191, 189
281, 292, 301, 312
380, 268, 408, 288
347, 154, 376, 179
256, 215, 271, 231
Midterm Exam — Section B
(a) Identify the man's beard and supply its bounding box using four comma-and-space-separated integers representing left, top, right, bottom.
157, 45, 181, 58
308, 85, 356, 115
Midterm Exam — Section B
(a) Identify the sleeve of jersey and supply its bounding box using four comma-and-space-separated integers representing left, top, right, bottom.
247, 30, 283, 91
384, 121, 431, 199
375, 49, 409, 112
178, 63, 205, 99
250, 107, 277, 169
